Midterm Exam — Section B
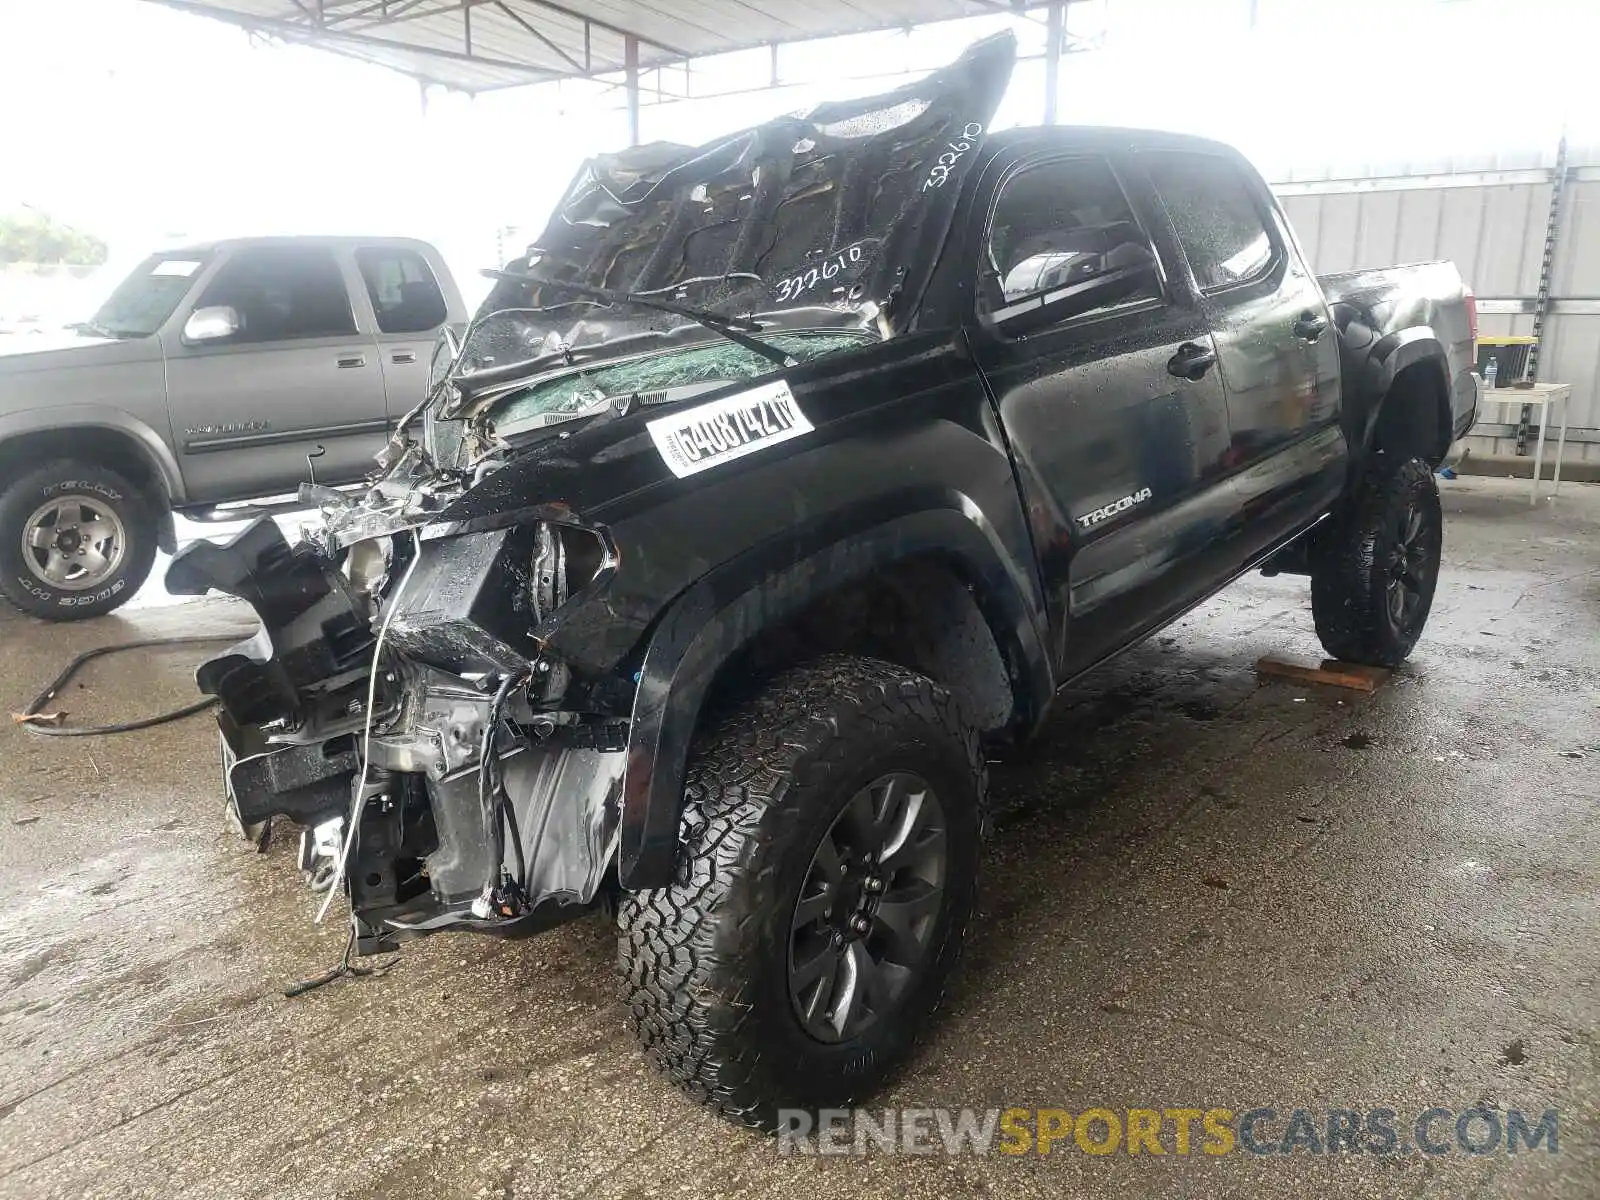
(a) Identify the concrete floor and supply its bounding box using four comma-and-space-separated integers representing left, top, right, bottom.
1, 475, 1596, 1200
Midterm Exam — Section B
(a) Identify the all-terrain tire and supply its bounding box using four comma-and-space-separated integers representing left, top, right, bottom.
0, 460, 158, 621
1311, 453, 1443, 667
617, 655, 986, 1129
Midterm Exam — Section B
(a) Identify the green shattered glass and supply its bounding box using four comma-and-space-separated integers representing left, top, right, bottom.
488, 332, 873, 426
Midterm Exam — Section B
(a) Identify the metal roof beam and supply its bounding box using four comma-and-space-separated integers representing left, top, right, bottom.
964, 0, 1051, 23
140, 1, 1013, 92
152, 0, 560, 79
515, 0, 688, 59
491, 0, 586, 74
328, 0, 482, 29
625, 33, 639, 145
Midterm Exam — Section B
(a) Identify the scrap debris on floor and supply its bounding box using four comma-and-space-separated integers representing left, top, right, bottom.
1254, 656, 1393, 692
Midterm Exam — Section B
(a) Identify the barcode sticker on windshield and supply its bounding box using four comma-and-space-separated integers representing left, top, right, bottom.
646, 380, 813, 479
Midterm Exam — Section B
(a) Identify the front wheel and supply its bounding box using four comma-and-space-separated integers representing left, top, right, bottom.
1311, 454, 1443, 667
617, 656, 986, 1129
0, 460, 158, 621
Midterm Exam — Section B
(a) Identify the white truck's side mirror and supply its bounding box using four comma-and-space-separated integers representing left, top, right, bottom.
182, 305, 242, 344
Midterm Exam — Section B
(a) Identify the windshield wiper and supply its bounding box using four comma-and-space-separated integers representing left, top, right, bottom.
71, 319, 125, 339
479, 269, 797, 368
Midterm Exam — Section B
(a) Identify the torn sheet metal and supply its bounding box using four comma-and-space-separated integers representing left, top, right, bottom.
460, 32, 1015, 375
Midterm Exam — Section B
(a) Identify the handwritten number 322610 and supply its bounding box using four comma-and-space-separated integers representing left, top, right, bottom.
772, 122, 987, 303
774, 243, 865, 303
923, 123, 985, 192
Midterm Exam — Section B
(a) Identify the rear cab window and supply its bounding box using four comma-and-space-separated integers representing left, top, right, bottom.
356, 246, 448, 335
1143, 151, 1280, 293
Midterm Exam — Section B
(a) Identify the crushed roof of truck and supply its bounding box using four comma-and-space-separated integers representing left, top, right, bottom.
458, 32, 1016, 375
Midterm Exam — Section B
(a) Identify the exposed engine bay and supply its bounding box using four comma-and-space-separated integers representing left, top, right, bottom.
164, 33, 1015, 953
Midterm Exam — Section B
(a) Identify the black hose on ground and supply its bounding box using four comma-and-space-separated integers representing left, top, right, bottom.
17, 635, 249, 737
283, 924, 397, 998
19, 632, 407, 1001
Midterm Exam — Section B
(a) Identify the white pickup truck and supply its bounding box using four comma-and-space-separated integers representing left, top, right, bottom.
0, 236, 467, 619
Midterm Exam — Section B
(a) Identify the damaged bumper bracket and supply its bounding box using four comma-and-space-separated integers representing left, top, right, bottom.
168, 515, 625, 954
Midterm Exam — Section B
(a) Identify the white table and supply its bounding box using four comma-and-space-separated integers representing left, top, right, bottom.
1484, 383, 1572, 505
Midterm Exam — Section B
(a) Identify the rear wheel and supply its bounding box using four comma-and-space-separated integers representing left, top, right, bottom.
616, 656, 985, 1129
0, 460, 158, 621
1311, 454, 1442, 666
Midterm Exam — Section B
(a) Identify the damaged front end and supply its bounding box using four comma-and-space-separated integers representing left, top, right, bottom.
166, 317, 874, 953
165, 31, 1017, 955
168, 498, 626, 953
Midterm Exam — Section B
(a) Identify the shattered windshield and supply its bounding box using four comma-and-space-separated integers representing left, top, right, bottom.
488, 331, 873, 432
87, 253, 210, 337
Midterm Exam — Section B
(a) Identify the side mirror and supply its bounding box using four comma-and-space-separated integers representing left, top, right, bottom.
182, 305, 241, 344
994, 238, 1159, 329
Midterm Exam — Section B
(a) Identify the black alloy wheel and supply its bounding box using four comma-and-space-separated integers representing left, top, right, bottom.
788, 770, 948, 1043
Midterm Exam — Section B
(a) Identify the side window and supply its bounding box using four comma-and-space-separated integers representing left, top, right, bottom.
1145, 152, 1276, 292
356, 246, 448, 334
195, 246, 356, 343
982, 156, 1161, 323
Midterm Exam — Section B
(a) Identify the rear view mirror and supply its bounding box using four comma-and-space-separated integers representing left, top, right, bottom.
182, 305, 241, 344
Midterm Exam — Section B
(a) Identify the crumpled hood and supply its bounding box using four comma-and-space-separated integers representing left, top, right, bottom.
459, 31, 1015, 372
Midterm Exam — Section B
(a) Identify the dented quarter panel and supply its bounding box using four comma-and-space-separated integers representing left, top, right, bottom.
1320, 262, 1482, 454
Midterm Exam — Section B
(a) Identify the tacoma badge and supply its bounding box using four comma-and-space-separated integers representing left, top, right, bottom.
1077, 486, 1153, 529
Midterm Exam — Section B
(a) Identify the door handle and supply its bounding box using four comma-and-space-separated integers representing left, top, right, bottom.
337, 355, 367, 369
391, 351, 417, 365
1167, 342, 1217, 381
1293, 311, 1328, 342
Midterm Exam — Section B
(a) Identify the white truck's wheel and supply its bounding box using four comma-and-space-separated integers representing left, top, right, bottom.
0, 460, 158, 621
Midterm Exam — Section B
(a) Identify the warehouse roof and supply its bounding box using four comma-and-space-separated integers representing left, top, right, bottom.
142, 0, 1011, 92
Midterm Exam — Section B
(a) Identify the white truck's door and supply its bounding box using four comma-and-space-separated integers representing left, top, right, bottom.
352, 243, 453, 419
162, 242, 387, 504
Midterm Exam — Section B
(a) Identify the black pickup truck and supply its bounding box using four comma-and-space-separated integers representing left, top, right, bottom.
169, 33, 1479, 1129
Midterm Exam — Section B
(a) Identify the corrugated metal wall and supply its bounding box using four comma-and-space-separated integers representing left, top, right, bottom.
1273, 142, 1600, 464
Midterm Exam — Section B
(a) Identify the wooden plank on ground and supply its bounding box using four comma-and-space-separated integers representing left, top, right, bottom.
1254, 655, 1392, 693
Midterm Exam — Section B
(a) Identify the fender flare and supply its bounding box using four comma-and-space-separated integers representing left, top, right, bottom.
1353, 329, 1450, 453
616, 500, 1054, 889
0, 409, 183, 551
0, 407, 185, 501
